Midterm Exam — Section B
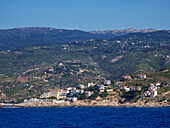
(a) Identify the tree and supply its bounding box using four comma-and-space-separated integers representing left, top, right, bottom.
48, 96, 57, 99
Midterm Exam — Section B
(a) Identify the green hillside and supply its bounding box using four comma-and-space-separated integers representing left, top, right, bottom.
0, 30, 170, 103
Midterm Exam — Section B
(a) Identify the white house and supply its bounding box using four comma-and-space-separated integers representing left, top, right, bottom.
124, 86, 130, 92
77, 84, 85, 89
70, 89, 84, 96
87, 83, 94, 87
97, 84, 105, 92
136, 74, 146, 79
85, 91, 94, 97
150, 90, 157, 97
104, 80, 111, 85
155, 83, 161, 87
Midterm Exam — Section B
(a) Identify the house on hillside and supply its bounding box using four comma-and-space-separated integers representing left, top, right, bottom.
70, 89, 84, 96
136, 74, 146, 79
77, 84, 85, 89
155, 83, 161, 87
85, 91, 94, 97
122, 75, 132, 80
87, 83, 94, 87
141, 84, 158, 98
148, 84, 157, 92
150, 90, 157, 97
136, 87, 141, 91
104, 80, 111, 85
124, 86, 130, 92
97, 84, 105, 92
117, 84, 125, 89
130, 86, 136, 91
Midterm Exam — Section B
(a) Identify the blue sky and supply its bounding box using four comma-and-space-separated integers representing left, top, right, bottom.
0, 0, 170, 31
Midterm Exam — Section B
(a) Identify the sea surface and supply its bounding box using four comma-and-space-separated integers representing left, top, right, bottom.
0, 107, 169, 128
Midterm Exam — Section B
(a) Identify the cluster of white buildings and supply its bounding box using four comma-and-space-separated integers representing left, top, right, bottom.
121, 74, 147, 81
141, 83, 160, 98
40, 80, 112, 100
117, 82, 141, 92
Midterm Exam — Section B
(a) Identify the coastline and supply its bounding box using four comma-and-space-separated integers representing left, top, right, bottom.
1, 100, 170, 108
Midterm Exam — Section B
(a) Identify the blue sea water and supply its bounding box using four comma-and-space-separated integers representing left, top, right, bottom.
0, 107, 169, 128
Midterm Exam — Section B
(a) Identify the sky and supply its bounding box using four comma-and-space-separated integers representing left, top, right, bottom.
0, 0, 170, 31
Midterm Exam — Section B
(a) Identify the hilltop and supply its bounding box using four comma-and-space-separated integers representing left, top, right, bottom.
0, 27, 161, 50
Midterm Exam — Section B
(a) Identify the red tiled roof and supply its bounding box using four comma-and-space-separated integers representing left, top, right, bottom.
119, 84, 125, 86
122, 75, 131, 77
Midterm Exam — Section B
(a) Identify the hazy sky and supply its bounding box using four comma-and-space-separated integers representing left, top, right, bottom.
1, 0, 170, 31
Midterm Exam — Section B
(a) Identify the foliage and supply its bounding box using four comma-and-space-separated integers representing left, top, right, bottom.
48, 96, 57, 99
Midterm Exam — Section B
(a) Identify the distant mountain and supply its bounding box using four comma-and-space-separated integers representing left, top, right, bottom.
90, 28, 158, 37
0, 27, 160, 50
0, 27, 100, 50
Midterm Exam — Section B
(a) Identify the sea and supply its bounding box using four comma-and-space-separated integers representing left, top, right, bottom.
0, 107, 169, 128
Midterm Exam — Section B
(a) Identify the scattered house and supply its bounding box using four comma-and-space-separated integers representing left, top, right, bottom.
85, 91, 94, 97
49, 68, 54, 72
150, 90, 157, 97
71, 97, 77, 102
97, 84, 105, 89
141, 84, 158, 98
97, 84, 105, 92
77, 89, 84, 94
117, 84, 125, 89
136, 74, 146, 79
60, 90, 70, 98
130, 86, 135, 91
122, 75, 132, 80
77, 84, 85, 89
107, 89, 113, 92
87, 83, 94, 87
66, 97, 77, 102
124, 86, 130, 92
104, 80, 111, 85
148, 84, 157, 92
155, 83, 161, 87
58, 62, 63, 67
136, 87, 141, 91
70, 89, 84, 96
70, 89, 77, 96
24, 99, 28, 103
79, 69, 84, 73
64, 87, 76, 91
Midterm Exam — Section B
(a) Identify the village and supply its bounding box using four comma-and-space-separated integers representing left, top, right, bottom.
23, 73, 164, 106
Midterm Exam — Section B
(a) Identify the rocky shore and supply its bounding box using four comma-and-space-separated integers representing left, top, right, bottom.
2, 99, 169, 108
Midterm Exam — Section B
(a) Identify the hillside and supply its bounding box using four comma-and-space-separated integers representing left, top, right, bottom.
0, 30, 170, 103
0, 27, 159, 50
90, 28, 157, 37
0, 27, 99, 50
